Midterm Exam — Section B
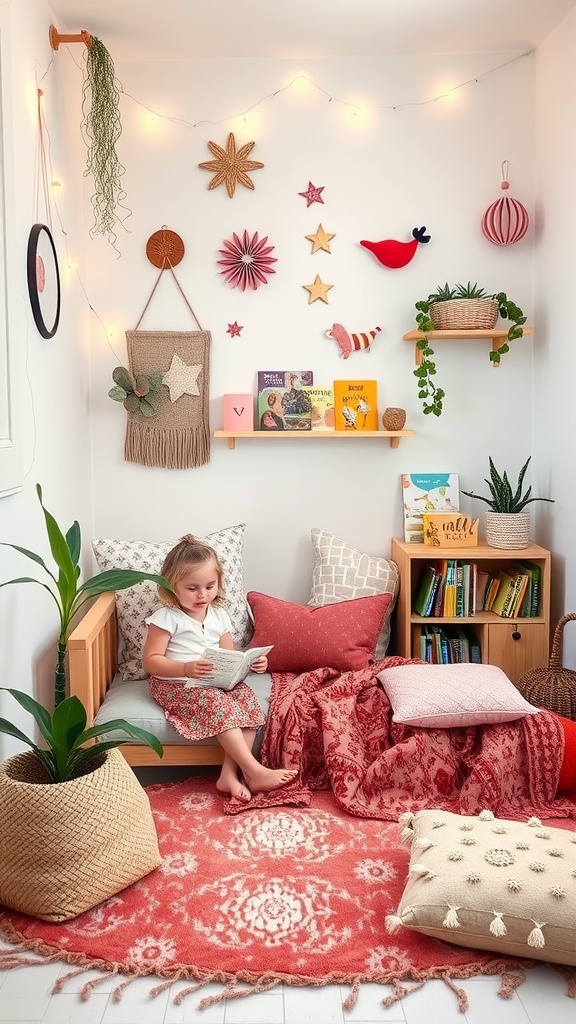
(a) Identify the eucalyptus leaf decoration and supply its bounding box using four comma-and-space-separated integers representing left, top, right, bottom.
81, 37, 131, 249
108, 365, 164, 417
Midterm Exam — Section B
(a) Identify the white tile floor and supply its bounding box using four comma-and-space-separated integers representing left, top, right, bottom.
0, 943, 573, 1024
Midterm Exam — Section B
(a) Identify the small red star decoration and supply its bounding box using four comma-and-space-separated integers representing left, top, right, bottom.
298, 181, 325, 207
226, 321, 243, 337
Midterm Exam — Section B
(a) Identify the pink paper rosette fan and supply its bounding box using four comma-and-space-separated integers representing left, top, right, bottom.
482, 161, 529, 246
217, 230, 277, 291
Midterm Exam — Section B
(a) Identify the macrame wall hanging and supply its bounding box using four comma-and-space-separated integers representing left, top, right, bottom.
124, 228, 211, 469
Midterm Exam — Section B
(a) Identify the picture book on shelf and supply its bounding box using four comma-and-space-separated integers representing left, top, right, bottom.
302, 386, 335, 430
199, 645, 274, 690
333, 379, 378, 431
256, 370, 314, 431
401, 472, 460, 543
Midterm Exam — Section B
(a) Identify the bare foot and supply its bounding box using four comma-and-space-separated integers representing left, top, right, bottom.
216, 768, 252, 802
243, 765, 299, 794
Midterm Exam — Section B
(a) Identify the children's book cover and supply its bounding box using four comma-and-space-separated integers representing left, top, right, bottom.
257, 387, 312, 430
401, 473, 460, 543
257, 371, 313, 391
333, 380, 378, 431
303, 386, 335, 430
256, 371, 314, 430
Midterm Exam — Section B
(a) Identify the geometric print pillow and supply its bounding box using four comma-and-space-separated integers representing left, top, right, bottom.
386, 807, 576, 966
92, 524, 252, 680
308, 528, 399, 658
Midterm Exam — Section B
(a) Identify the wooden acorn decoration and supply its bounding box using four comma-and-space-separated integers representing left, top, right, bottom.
382, 407, 406, 431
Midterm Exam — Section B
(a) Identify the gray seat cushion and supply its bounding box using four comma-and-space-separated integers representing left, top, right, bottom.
94, 672, 272, 747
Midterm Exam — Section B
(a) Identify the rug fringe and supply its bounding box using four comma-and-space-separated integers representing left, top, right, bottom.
551, 965, 576, 998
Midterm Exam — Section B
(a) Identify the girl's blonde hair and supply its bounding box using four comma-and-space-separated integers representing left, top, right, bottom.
158, 534, 226, 609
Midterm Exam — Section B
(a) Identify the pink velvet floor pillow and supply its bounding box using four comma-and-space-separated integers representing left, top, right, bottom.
246, 591, 393, 673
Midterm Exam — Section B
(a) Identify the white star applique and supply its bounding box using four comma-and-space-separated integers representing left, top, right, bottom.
162, 354, 202, 402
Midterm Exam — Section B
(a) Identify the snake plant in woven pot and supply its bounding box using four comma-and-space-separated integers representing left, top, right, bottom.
462, 457, 554, 549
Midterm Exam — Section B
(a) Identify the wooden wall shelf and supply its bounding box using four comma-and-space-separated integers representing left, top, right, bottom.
214, 429, 415, 450
403, 327, 533, 366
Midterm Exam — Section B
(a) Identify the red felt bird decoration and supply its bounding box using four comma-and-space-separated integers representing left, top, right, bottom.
360, 226, 431, 269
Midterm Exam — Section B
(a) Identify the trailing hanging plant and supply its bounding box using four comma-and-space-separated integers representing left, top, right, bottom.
81, 37, 130, 247
413, 282, 526, 417
108, 366, 164, 417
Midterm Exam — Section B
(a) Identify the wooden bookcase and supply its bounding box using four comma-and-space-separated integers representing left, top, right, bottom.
390, 538, 551, 685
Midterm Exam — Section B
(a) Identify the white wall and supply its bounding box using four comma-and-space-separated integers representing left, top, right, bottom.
534, 4, 576, 661
81, 50, 537, 600
0, 0, 92, 757
4, 0, 576, 761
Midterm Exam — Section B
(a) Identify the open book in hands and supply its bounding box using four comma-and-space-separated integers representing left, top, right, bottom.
198, 645, 273, 690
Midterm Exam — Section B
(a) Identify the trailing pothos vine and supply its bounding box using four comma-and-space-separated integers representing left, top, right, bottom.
413, 284, 526, 417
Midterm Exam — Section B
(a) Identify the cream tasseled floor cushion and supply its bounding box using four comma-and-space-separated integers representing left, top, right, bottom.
387, 808, 576, 966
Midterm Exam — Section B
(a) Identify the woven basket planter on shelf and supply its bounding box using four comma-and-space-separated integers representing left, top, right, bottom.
430, 297, 499, 331
0, 748, 161, 921
516, 612, 576, 720
485, 511, 531, 549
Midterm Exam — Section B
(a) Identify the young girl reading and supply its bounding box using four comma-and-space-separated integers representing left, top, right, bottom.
142, 534, 297, 802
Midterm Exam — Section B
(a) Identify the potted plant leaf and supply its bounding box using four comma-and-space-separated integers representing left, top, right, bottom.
0, 484, 172, 921
462, 456, 554, 549
413, 282, 526, 416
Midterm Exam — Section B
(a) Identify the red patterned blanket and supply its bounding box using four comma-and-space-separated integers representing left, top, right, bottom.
260, 658, 576, 822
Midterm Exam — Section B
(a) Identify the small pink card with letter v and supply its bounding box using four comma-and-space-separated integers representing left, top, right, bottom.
222, 394, 253, 431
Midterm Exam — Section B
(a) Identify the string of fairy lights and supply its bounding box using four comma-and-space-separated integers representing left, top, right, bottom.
36, 46, 532, 359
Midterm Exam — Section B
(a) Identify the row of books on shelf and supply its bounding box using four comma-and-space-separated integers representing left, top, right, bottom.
417, 625, 482, 664
413, 559, 541, 619
223, 371, 379, 432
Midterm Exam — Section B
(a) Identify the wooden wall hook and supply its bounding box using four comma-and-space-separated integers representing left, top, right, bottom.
49, 25, 93, 50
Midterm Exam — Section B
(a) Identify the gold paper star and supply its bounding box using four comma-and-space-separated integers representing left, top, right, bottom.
198, 132, 264, 198
163, 354, 202, 402
305, 224, 336, 254
303, 275, 334, 304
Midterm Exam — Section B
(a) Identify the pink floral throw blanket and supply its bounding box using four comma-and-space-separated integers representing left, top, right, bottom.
260, 658, 576, 822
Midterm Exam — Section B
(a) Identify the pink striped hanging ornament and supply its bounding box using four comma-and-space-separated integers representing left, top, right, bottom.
482, 161, 529, 246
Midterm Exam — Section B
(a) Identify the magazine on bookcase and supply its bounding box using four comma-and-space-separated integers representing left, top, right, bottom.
401, 472, 460, 543
333, 380, 378, 431
256, 371, 314, 431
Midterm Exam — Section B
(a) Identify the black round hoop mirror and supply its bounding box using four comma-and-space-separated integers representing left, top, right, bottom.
27, 223, 61, 339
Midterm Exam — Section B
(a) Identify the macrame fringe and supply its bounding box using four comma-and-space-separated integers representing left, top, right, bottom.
124, 420, 210, 469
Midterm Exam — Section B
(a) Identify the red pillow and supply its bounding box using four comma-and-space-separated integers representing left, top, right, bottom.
246, 591, 393, 673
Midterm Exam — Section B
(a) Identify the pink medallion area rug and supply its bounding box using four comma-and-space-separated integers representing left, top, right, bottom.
0, 777, 572, 1015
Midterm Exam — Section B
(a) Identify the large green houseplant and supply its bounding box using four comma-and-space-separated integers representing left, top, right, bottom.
413, 282, 526, 416
0, 483, 169, 707
0, 484, 169, 921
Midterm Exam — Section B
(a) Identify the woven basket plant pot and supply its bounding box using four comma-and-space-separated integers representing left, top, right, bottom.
430, 297, 499, 331
485, 511, 531, 549
0, 748, 161, 921
517, 613, 576, 720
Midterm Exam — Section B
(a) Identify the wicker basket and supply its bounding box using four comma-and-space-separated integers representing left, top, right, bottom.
516, 612, 576, 720
0, 748, 161, 921
430, 297, 499, 331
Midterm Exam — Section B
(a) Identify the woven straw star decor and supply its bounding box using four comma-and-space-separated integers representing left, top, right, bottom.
198, 133, 264, 198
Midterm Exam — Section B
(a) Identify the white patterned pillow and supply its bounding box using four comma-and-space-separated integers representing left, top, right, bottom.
387, 808, 576, 966
308, 528, 399, 658
377, 663, 539, 727
92, 525, 252, 680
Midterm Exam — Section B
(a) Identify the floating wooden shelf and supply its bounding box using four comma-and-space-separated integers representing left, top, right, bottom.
214, 429, 415, 450
403, 327, 534, 366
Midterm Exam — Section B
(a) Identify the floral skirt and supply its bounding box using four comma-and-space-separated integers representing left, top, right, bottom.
149, 678, 266, 742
